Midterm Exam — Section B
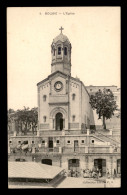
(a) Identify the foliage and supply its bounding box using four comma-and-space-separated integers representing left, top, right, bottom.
90, 88, 118, 129
116, 109, 121, 118
8, 107, 38, 134
8, 108, 15, 114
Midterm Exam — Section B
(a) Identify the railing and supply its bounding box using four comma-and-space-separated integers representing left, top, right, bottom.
37, 147, 59, 153
39, 130, 63, 136
62, 147, 84, 153
9, 146, 120, 155
88, 147, 110, 153
62, 146, 120, 154
14, 131, 37, 136
39, 130, 85, 136
96, 131, 120, 146
65, 130, 85, 135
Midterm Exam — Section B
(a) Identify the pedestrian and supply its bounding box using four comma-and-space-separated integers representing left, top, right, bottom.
92, 171, 97, 178
99, 169, 101, 177
64, 171, 67, 177
114, 169, 116, 178
107, 169, 110, 179
97, 167, 99, 179
75, 170, 78, 177
71, 169, 73, 177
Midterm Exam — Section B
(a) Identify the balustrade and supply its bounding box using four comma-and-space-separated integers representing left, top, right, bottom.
9, 145, 120, 155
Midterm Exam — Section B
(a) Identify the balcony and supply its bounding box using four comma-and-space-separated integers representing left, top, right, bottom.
88, 147, 110, 153
9, 146, 120, 156
37, 147, 59, 153
39, 130, 63, 136
39, 130, 85, 136
62, 146, 120, 154
12, 131, 37, 137
49, 95, 68, 105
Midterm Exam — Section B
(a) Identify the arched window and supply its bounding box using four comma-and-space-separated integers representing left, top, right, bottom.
64, 47, 67, 55
43, 116, 46, 123
72, 93, 76, 100
72, 115, 75, 122
43, 95, 47, 101
58, 47, 61, 55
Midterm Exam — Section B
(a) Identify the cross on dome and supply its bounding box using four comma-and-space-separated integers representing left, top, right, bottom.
59, 26, 64, 33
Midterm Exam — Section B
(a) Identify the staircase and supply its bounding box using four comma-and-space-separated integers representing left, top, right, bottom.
95, 131, 120, 147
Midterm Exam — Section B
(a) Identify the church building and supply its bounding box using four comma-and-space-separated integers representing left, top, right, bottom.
37, 27, 95, 133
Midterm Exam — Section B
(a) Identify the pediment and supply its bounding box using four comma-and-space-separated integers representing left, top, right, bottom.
37, 71, 68, 86
48, 71, 68, 81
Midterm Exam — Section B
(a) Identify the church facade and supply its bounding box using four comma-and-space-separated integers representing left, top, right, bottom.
8, 28, 121, 178
37, 30, 95, 133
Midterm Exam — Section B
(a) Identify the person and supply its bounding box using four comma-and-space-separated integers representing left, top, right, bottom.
97, 167, 99, 179
75, 170, 78, 177
87, 169, 90, 178
99, 169, 101, 177
64, 171, 67, 177
70, 169, 73, 177
92, 171, 97, 178
83, 170, 87, 178
113, 169, 116, 179
107, 169, 110, 178
71, 169, 75, 177
83, 169, 85, 178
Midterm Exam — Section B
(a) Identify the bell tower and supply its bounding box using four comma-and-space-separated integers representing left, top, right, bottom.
51, 27, 72, 76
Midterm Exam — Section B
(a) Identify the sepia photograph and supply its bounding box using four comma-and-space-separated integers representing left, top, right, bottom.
7, 7, 121, 188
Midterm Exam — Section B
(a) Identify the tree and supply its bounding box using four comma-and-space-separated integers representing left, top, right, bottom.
8, 109, 16, 132
8, 107, 38, 134
116, 109, 121, 118
90, 88, 118, 129
8, 108, 15, 114
16, 107, 30, 134
16, 107, 38, 134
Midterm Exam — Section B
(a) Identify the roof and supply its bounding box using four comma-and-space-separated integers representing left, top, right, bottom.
37, 70, 90, 97
8, 162, 64, 179
37, 71, 68, 86
53, 33, 70, 43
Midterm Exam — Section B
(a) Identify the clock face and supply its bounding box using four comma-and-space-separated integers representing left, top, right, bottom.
54, 81, 63, 91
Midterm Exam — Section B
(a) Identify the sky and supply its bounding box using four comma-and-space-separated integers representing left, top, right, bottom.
7, 7, 120, 110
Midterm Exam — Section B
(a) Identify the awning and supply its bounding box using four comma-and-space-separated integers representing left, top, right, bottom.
8, 162, 64, 179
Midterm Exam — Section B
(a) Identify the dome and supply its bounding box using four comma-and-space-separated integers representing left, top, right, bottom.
53, 33, 70, 43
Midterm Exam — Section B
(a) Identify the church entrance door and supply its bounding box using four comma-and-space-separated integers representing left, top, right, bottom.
55, 112, 63, 130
